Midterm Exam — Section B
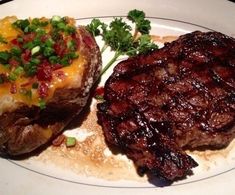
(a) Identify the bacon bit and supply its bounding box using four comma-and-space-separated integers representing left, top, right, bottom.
10, 38, 23, 48
54, 70, 65, 80
52, 63, 63, 70
93, 86, 104, 100
83, 35, 94, 49
20, 82, 31, 87
10, 83, 17, 94
40, 34, 49, 42
37, 63, 53, 81
38, 82, 49, 98
0, 73, 7, 83
52, 134, 65, 146
23, 32, 36, 42
94, 86, 104, 97
9, 58, 20, 67
72, 34, 81, 48
11, 38, 19, 46
54, 41, 66, 57
21, 49, 31, 62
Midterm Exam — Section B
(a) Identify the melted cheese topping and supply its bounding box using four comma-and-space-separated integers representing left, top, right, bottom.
0, 16, 85, 110
0, 16, 19, 51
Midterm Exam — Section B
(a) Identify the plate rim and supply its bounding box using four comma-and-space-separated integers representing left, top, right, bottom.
5, 15, 235, 189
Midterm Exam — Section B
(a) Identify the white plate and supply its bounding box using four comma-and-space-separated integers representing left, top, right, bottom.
0, 0, 235, 195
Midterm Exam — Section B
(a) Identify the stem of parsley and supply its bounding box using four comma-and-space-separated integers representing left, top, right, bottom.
100, 51, 121, 76
133, 29, 139, 40
101, 44, 108, 54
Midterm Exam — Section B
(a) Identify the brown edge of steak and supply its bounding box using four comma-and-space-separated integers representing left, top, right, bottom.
97, 31, 235, 181
0, 26, 101, 155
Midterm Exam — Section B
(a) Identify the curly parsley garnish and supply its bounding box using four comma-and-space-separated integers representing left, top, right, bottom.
86, 9, 158, 76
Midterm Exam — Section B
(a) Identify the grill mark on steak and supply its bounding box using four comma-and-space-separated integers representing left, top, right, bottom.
97, 31, 235, 181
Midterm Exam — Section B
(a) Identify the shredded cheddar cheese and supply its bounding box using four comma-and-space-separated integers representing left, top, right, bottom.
0, 16, 86, 109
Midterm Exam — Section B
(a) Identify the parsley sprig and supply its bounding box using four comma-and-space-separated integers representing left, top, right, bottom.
86, 9, 158, 76
127, 9, 151, 37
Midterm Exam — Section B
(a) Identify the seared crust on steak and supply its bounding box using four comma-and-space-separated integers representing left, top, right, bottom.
0, 26, 101, 155
97, 31, 235, 180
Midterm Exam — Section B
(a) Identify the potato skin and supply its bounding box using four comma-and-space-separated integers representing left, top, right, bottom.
0, 26, 101, 155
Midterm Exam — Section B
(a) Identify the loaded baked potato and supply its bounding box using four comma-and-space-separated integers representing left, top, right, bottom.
0, 16, 101, 155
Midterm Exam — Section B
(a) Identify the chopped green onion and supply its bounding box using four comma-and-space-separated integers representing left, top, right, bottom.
60, 56, 70, 66
31, 46, 40, 55
35, 28, 46, 35
67, 40, 76, 51
0, 51, 11, 64
8, 73, 16, 81
51, 29, 60, 40
14, 66, 24, 75
8, 66, 24, 81
66, 26, 76, 34
12, 19, 30, 31
66, 137, 76, 147
31, 18, 40, 25
68, 52, 79, 59
32, 18, 49, 27
24, 63, 37, 76
10, 47, 22, 56
45, 38, 54, 47
38, 99, 46, 109
23, 26, 30, 33
57, 22, 66, 30
49, 56, 59, 64
32, 18, 47, 26
43, 47, 54, 57
30, 58, 40, 65
23, 41, 35, 50
94, 95, 104, 101
67, 40, 73, 48
51, 16, 62, 22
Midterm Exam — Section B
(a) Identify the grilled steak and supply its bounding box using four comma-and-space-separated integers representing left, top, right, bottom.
97, 31, 235, 181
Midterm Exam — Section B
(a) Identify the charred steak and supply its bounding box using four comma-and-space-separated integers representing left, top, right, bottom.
97, 31, 235, 181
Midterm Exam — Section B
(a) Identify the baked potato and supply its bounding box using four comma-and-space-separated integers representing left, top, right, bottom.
0, 16, 101, 155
